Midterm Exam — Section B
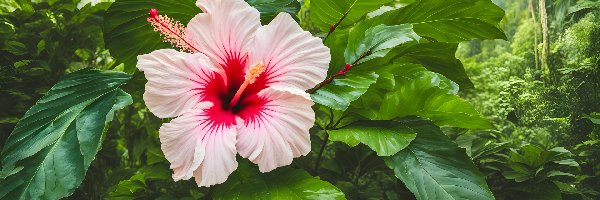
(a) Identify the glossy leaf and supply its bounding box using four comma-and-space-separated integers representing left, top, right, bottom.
246, 0, 301, 23
311, 71, 379, 111
372, 0, 506, 42
362, 42, 474, 88
310, 0, 392, 31
345, 24, 420, 64
328, 120, 416, 156
104, 0, 300, 73
213, 161, 345, 199
385, 121, 494, 200
0, 68, 132, 200
353, 66, 491, 129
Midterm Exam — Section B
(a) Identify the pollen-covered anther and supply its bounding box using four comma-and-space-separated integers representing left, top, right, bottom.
230, 61, 266, 107
245, 61, 266, 84
146, 9, 199, 53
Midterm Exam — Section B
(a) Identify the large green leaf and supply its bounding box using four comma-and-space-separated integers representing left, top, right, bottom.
385, 121, 494, 200
213, 161, 345, 199
345, 24, 420, 64
328, 120, 416, 156
353, 65, 491, 129
311, 71, 378, 111
361, 42, 474, 88
372, 0, 506, 42
0, 68, 132, 199
310, 0, 392, 31
104, 0, 301, 73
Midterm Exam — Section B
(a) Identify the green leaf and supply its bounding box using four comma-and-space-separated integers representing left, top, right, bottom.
345, 24, 420, 64
311, 71, 378, 111
354, 66, 491, 129
583, 112, 600, 124
362, 42, 474, 88
104, 0, 199, 73
384, 121, 494, 200
213, 161, 345, 199
0, 68, 131, 200
328, 120, 417, 156
104, 0, 302, 73
508, 181, 562, 200
310, 0, 393, 31
246, 0, 301, 24
107, 164, 172, 199
372, 0, 506, 42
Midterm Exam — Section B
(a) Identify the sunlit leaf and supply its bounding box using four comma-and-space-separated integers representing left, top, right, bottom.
328, 120, 416, 156
370, 0, 506, 42
311, 71, 378, 111
310, 0, 393, 31
345, 24, 420, 64
353, 65, 491, 129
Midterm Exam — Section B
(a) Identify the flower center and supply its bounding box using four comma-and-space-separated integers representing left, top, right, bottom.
229, 61, 265, 108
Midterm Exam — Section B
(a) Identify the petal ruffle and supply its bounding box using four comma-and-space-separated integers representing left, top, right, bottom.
193, 123, 238, 187
235, 86, 314, 172
137, 49, 222, 118
159, 106, 238, 187
159, 105, 210, 181
187, 0, 260, 70
249, 13, 330, 91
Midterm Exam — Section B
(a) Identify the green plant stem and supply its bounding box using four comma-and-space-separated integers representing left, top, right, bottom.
314, 132, 330, 175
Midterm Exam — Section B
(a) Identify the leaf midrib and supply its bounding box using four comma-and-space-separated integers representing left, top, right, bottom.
15, 100, 92, 200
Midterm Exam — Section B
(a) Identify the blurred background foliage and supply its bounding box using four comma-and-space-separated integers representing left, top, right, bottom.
0, 0, 599, 199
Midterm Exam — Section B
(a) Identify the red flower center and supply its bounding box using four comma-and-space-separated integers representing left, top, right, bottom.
200, 54, 270, 127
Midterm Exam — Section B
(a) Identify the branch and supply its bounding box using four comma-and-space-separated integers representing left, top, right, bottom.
323, 2, 355, 42
307, 50, 370, 94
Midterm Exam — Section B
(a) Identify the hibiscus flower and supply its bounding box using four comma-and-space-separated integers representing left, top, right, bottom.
137, 0, 330, 187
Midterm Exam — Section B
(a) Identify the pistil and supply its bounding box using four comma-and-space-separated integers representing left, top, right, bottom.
229, 61, 265, 107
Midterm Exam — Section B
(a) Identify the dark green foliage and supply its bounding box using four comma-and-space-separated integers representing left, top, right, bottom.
0, 0, 114, 139
385, 120, 494, 200
0, 69, 132, 199
213, 160, 345, 199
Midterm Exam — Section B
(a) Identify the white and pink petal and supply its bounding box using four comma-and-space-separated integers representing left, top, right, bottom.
137, 49, 222, 118
159, 106, 238, 187
235, 87, 315, 172
248, 13, 331, 91
193, 124, 238, 187
187, 0, 261, 69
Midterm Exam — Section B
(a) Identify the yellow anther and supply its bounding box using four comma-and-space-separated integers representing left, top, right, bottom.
230, 61, 266, 107
245, 61, 265, 84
